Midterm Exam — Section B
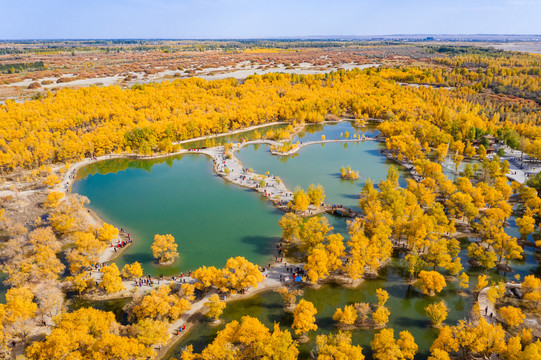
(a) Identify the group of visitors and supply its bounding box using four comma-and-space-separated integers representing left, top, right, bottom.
93, 263, 106, 271
176, 324, 186, 335
279, 266, 306, 283
112, 236, 132, 251
135, 277, 154, 287
168, 271, 193, 284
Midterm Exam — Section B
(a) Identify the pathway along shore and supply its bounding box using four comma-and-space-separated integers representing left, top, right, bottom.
57, 122, 377, 235
198, 137, 374, 217
85, 259, 306, 359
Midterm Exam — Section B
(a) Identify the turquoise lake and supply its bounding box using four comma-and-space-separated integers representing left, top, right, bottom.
72, 121, 540, 359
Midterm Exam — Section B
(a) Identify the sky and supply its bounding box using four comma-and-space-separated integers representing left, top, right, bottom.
0, 0, 539, 39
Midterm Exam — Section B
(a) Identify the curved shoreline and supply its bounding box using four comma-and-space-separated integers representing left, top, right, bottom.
60, 119, 375, 264
269, 136, 381, 156
52, 119, 380, 358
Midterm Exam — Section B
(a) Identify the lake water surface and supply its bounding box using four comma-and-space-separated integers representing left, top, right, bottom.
73, 121, 539, 359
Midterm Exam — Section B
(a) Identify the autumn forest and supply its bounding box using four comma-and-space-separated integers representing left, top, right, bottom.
0, 39, 541, 360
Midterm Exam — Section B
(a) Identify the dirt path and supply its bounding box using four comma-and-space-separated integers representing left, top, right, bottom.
87, 260, 303, 359
270, 136, 380, 156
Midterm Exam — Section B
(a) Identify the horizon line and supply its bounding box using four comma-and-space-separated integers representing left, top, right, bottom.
1, 34, 541, 42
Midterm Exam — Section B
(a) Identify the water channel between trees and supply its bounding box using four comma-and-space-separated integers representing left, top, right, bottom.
72, 121, 540, 359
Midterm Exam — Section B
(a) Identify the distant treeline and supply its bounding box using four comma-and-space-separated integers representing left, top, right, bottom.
0, 39, 417, 55
0, 41, 522, 57
0, 61, 45, 74
427, 45, 506, 56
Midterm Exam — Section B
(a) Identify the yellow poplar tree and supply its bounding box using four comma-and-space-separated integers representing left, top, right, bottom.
425, 301, 448, 327
151, 234, 179, 264
121, 262, 143, 279
372, 329, 418, 360
292, 299, 318, 336
133, 318, 170, 347
292, 186, 310, 212
42, 191, 64, 209
307, 183, 325, 206
333, 305, 357, 326
276, 287, 303, 311
97, 223, 119, 243
499, 306, 525, 328
26, 308, 149, 360
316, 331, 365, 359
372, 306, 390, 327
278, 212, 302, 242
204, 294, 226, 322
418, 271, 446, 296
458, 272, 469, 291
376, 289, 389, 306
475, 274, 489, 292
132, 285, 191, 322
305, 245, 330, 283
99, 263, 125, 294
515, 208, 536, 238
522, 275, 541, 305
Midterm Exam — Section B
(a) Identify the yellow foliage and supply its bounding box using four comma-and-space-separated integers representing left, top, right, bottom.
499, 306, 525, 328
151, 233, 179, 264
133, 318, 170, 346
418, 271, 446, 296
44, 174, 60, 187
522, 275, 541, 304
42, 191, 64, 209
316, 331, 365, 359
458, 272, 469, 290
372, 328, 418, 360
305, 245, 330, 284
68, 272, 93, 294
307, 183, 325, 206
292, 186, 310, 212
430, 318, 507, 359
196, 316, 298, 360
475, 274, 489, 292
97, 223, 119, 242
26, 307, 149, 360
121, 262, 143, 279
299, 216, 333, 253
204, 294, 226, 321
425, 301, 448, 326
516, 207, 536, 238
192, 256, 263, 293
292, 299, 318, 336
333, 305, 357, 326
372, 306, 390, 327
4, 286, 37, 323
487, 281, 506, 303
376, 288, 389, 306
132, 285, 191, 322
278, 212, 302, 242
99, 263, 125, 294
276, 287, 303, 309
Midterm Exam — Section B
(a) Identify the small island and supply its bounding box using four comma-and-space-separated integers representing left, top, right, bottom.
353, 118, 367, 128
340, 165, 360, 180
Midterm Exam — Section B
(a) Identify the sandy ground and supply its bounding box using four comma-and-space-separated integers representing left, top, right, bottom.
3, 74, 125, 88
1, 63, 380, 93
486, 42, 541, 55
